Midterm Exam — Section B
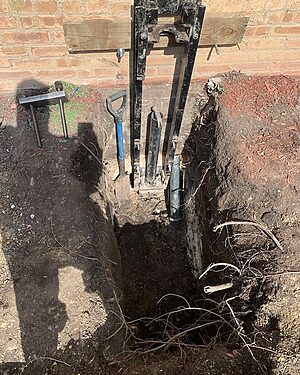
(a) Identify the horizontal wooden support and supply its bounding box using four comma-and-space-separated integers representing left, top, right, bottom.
64, 14, 249, 53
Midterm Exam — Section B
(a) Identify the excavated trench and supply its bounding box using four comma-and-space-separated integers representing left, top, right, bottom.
110, 81, 300, 375
113, 97, 274, 369
114, 103, 218, 329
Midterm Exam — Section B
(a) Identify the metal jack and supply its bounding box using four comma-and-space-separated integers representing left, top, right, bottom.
19, 82, 68, 147
132, 0, 206, 190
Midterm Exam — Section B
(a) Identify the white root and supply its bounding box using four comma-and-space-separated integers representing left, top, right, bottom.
214, 220, 283, 250
199, 262, 242, 280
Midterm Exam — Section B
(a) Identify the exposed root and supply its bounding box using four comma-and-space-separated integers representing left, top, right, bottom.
214, 221, 283, 250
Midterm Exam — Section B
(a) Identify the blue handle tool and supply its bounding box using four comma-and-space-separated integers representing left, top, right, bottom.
106, 90, 127, 174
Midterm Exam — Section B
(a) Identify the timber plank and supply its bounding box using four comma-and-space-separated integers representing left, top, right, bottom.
64, 15, 249, 52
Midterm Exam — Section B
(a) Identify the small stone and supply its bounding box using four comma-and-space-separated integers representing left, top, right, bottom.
292, 133, 300, 146
10, 204, 15, 209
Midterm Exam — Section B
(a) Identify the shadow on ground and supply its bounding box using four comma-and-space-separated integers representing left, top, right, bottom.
0, 80, 121, 374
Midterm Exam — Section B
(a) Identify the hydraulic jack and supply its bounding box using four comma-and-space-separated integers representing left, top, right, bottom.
132, 0, 205, 192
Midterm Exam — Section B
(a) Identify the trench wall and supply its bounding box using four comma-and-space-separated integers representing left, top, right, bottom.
0, 0, 299, 92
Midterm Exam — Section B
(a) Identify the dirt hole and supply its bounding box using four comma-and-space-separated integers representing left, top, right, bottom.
113, 94, 276, 371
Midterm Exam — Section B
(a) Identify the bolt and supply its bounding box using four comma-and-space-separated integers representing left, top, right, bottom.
140, 32, 147, 40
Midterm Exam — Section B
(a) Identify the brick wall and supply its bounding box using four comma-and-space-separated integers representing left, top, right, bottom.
0, 0, 299, 91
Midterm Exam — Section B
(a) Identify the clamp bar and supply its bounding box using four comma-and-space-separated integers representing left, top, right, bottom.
132, 0, 205, 190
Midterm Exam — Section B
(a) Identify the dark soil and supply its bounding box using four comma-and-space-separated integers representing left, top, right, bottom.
116, 198, 193, 320
0, 81, 121, 374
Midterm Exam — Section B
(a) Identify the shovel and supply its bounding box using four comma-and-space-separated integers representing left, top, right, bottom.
106, 90, 130, 208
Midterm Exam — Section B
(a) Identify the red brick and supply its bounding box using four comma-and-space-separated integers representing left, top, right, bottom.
20, 16, 34, 28
245, 26, 271, 37
94, 68, 117, 76
249, 13, 267, 26
229, 62, 270, 72
36, 69, 76, 79
283, 11, 300, 23
257, 50, 300, 61
202, 0, 221, 12
221, 0, 242, 12
6, 0, 33, 12
286, 0, 299, 9
194, 64, 231, 75
63, 0, 84, 14
0, 16, 19, 29
283, 11, 294, 22
48, 31, 65, 44
286, 39, 300, 48
55, 58, 69, 68
265, 0, 287, 10
13, 58, 69, 69
77, 70, 91, 78
245, 38, 287, 50
110, 2, 131, 14
274, 25, 300, 34
0, 1, 7, 12
270, 61, 300, 73
241, 0, 265, 12
31, 46, 68, 56
220, 51, 257, 64
0, 71, 33, 80
87, 0, 110, 14
34, 0, 57, 14
67, 58, 97, 68
2, 31, 49, 44
147, 54, 176, 65
42, 16, 63, 27
21, 15, 63, 28
264, 12, 282, 24
0, 59, 12, 68
143, 66, 158, 76
254, 26, 272, 36
1, 45, 28, 56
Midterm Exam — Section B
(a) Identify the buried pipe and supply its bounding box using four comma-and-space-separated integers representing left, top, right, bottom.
169, 154, 181, 221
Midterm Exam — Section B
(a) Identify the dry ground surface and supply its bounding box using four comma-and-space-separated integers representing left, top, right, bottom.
0, 74, 299, 375
0, 81, 122, 374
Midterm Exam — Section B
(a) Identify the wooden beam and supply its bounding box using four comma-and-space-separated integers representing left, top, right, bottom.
64, 15, 249, 53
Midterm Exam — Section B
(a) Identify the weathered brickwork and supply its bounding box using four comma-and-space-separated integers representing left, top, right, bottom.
0, 0, 299, 91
